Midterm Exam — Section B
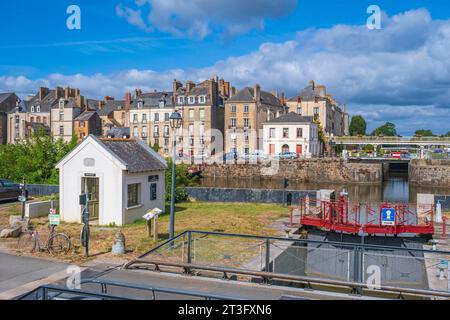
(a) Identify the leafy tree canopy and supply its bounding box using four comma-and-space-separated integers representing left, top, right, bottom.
349, 115, 367, 136
371, 122, 398, 137
414, 129, 434, 137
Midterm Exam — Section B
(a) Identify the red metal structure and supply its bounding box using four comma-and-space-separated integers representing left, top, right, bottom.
296, 197, 434, 236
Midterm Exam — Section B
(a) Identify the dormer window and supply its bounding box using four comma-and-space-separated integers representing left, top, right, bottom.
36, 105, 40, 113
178, 96, 185, 104
188, 96, 195, 104
199, 96, 206, 104
59, 99, 65, 109
137, 99, 144, 109
30, 106, 34, 112
159, 99, 166, 109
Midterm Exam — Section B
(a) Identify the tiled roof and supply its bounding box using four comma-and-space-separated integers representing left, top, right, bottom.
265, 112, 314, 124
97, 138, 166, 173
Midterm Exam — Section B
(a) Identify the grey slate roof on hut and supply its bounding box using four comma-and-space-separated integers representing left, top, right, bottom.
97, 138, 166, 173
265, 112, 314, 124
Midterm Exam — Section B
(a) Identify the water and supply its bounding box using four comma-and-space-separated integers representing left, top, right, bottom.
199, 172, 450, 204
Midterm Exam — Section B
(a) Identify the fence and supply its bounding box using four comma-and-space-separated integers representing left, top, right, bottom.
26, 184, 59, 197
129, 230, 450, 294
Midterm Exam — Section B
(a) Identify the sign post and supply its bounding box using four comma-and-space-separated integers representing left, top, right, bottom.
381, 208, 396, 226
143, 208, 162, 241
48, 208, 60, 226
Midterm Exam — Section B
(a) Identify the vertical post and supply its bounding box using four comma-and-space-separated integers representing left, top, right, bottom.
85, 192, 90, 258
169, 130, 177, 241
20, 179, 26, 221
153, 215, 158, 242
289, 207, 293, 227
443, 216, 447, 240
187, 231, 192, 264
265, 238, 271, 273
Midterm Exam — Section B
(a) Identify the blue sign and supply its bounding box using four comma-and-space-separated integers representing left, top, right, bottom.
382, 208, 396, 226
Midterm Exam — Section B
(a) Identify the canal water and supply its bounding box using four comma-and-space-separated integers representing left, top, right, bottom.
199, 172, 450, 204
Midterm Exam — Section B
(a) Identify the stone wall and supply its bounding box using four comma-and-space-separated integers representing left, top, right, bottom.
201, 158, 382, 184
409, 160, 450, 187
186, 187, 316, 205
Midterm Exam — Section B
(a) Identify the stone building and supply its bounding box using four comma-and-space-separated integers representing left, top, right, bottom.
88, 97, 129, 136
74, 111, 102, 141
173, 76, 232, 161
7, 87, 59, 143
50, 87, 86, 142
224, 85, 286, 155
262, 112, 320, 158
0, 93, 19, 144
286, 80, 349, 137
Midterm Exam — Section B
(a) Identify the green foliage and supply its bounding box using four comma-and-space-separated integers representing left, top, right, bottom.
349, 115, 367, 136
371, 122, 397, 137
165, 159, 199, 203
313, 115, 326, 146
414, 129, 434, 137
0, 131, 78, 184
446, 132, 450, 137
150, 142, 160, 153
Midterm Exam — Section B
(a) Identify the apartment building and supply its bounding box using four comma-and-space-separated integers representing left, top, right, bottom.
173, 76, 231, 160
50, 87, 85, 142
263, 112, 320, 158
224, 85, 286, 155
286, 80, 349, 137
88, 97, 129, 136
0, 93, 18, 144
129, 90, 176, 156
7, 87, 58, 143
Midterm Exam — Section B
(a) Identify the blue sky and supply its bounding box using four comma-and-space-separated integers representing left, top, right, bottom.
1, 0, 450, 135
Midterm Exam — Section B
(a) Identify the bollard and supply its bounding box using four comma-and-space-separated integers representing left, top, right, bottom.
432, 239, 437, 251
112, 230, 126, 255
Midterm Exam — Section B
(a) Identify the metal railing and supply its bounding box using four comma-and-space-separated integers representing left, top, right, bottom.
125, 230, 450, 297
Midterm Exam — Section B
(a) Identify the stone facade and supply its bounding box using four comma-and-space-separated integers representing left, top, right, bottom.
409, 159, 450, 187
201, 158, 382, 183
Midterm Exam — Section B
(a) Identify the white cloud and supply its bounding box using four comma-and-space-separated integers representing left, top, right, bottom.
116, 0, 298, 39
2, 9, 450, 134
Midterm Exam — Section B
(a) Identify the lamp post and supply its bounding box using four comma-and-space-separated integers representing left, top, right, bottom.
169, 110, 183, 241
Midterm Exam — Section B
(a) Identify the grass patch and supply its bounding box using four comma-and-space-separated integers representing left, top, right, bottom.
0, 201, 288, 264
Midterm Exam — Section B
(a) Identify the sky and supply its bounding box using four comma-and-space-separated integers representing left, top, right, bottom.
0, 0, 450, 135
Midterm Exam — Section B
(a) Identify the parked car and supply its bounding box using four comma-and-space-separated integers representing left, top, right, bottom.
0, 179, 21, 201
241, 150, 267, 161
277, 152, 299, 160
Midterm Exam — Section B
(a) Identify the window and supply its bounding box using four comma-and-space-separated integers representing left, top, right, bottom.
142, 126, 147, 138
244, 105, 249, 113
188, 124, 194, 136
79, 121, 85, 128
189, 109, 194, 120
30, 106, 34, 112
164, 125, 170, 137
230, 118, 236, 128
148, 175, 159, 182
127, 183, 141, 207
59, 111, 64, 121
30, 116, 34, 123
199, 109, 205, 120
154, 113, 159, 122
269, 128, 275, 138
150, 183, 157, 201
314, 107, 319, 116
133, 126, 138, 137
164, 113, 169, 122
283, 128, 289, 138
297, 128, 303, 138
188, 96, 195, 104
199, 124, 205, 136
244, 147, 250, 155
137, 100, 143, 109
296, 107, 302, 115
133, 114, 138, 123
164, 138, 169, 146
231, 105, 237, 113
243, 118, 249, 128
178, 96, 185, 104
36, 105, 40, 113
59, 100, 64, 109
142, 114, 147, 123
59, 126, 64, 135
154, 125, 159, 137
199, 96, 206, 104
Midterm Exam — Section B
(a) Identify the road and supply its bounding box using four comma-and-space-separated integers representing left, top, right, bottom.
0, 253, 70, 299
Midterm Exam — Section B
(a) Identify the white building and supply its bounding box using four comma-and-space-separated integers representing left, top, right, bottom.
56, 135, 167, 226
263, 112, 320, 158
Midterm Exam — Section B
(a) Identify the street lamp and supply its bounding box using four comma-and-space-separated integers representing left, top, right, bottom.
169, 110, 183, 241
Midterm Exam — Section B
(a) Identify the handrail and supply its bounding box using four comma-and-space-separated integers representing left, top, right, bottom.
17, 284, 130, 300
126, 258, 450, 299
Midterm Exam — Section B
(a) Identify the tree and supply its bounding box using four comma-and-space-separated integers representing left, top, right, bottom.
150, 142, 160, 153
165, 159, 199, 203
444, 131, 450, 137
349, 115, 367, 136
414, 129, 434, 137
371, 122, 397, 137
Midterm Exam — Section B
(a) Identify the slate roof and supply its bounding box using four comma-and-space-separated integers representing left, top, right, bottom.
265, 112, 315, 124
228, 87, 282, 107
0, 93, 13, 104
97, 100, 126, 116
106, 127, 130, 139
27, 90, 58, 112
131, 92, 174, 110
75, 111, 97, 121
97, 138, 166, 173
0, 93, 17, 113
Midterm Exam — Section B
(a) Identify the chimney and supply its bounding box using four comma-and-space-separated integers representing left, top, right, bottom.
209, 79, 219, 106
280, 92, 286, 106
172, 79, 182, 104
65, 86, 70, 100
134, 89, 142, 99
76, 95, 85, 108
224, 81, 230, 98
186, 80, 195, 95
104, 96, 114, 101
254, 84, 261, 103
98, 101, 105, 110
231, 86, 237, 97
125, 92, 131, 112
55, 87, 64, 100
309, 80, 315, 91
39, 87, 49, 101
74, 88, 80, 97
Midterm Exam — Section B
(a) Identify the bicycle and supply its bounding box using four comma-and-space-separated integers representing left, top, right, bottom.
18, 224, 72, 255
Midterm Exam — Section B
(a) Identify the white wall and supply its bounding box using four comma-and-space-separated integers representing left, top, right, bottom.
59, 141, 124, 225
263, 123, 319, 157
122, 171, 166, 225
